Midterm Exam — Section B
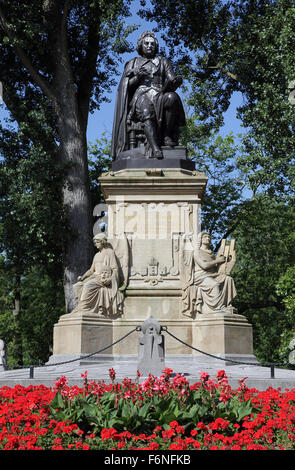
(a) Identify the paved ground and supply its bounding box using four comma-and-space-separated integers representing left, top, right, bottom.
1, 354, 295, 390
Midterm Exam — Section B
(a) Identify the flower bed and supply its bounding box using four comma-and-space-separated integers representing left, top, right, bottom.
0, 368, 294, 450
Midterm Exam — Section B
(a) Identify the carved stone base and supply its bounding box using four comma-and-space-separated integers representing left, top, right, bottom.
52, 312, 115, 356
51, 312, 197, 357
192, 312, 256, 361
51, 309, 256, 363
51, 166, 257, 365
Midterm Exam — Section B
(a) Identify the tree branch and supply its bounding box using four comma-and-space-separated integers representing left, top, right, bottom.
77, 8, 102, 130
0, 6, 58, 106
191, 64, 240, 82
60, 0, 70, 57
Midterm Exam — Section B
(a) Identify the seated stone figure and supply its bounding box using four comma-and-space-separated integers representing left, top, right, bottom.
181, 232, 237, 316
72, 233, 124, 317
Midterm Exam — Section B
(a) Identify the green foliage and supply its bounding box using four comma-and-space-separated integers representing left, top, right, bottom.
275, 262, 295, 356
0, 262, 65, 367
88, 132, 113, 207
182, 129, 246, 242
0, 132, 66, 270
48, 380, 256, 435
0, 0, 138, 313
0, 1, 135, 361
140, 0, 295, 197
139, 0, 295, 363
276, 264, 295, 314
0, 132, 114, 366
231, 196, 295, 362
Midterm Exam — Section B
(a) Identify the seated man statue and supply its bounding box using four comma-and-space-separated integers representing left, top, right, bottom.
71, 233, 124, 317
111, 31, 186, 160
181, 232, 237, 316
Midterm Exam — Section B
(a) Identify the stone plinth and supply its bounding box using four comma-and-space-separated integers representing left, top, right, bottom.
52, 312, 114, 356
192, 312, 257, 364
99, 167, 207, 342
51, 165, 257, 366
51, 310, 255, 364
101, 167, 207, 296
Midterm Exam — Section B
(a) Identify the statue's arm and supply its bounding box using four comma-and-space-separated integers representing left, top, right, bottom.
195, 253, 225, 271
163, 58, 183, 90
77, 260, 95, 281
122, 58, 143, 89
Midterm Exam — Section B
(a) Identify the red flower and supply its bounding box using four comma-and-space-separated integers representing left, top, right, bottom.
197, 422, 207, 430
109, 368, 116, 382
162, 429, 175, 439
216, 370, 226, 380
169, 442, 184, 450
101, 428, 118, 440
199, 371, 210, 382
148, 442, 159, 450
169, 420, 179, 428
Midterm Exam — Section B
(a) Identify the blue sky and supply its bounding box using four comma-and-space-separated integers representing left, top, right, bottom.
87, 5, 245, 145
0, 1, 245, 146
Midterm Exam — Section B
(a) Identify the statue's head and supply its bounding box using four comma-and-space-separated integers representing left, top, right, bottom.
93, 233, 108, 249
98, 265, 112, 281
197, 232, 211, 249
136, 31, 159, 58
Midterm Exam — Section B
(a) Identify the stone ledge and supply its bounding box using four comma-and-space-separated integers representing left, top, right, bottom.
112, 158, 195, 172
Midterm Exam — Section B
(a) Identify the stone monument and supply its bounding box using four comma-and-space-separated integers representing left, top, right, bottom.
50, 31, 256, 367
181, 232, 237, 317
138, 316, 165, 376
111, 30, 191, 171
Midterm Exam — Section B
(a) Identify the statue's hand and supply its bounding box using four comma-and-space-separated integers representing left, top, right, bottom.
135, 66, 148, 79
216, 254, 226, 265
174, 76, 183, 85
170, 76, 182, 90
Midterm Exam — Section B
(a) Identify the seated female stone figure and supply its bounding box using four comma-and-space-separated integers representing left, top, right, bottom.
181, 232, 236, 316
72, 233, 124, 317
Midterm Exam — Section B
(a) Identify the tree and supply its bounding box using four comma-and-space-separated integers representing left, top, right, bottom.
230, 196, 295, 363
139, 0, 295, 197
0, 0, 135, 311
0, 127, 114, 365
276, 259, 295, 359
0, 258, 65, 367
0, 124, 66, 365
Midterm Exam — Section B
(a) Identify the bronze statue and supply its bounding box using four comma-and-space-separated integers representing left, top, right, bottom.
111, 31, 186, 160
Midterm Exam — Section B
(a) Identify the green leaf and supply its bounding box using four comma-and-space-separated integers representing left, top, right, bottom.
50, 392, 65, 410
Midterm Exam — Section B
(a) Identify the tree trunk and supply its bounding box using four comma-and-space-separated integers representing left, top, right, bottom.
57, 96, 94, 313
13, 274, 23, 366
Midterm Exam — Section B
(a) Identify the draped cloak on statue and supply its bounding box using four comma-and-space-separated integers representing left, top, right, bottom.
111, 55, 186, 160
181, 248, 237, 316
73, 247, 124, 317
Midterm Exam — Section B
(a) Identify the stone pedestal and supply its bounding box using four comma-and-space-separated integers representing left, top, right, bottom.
52, 312, 114, 356
100, 166, 207, 354
51, 165, 256, 366
192, 313, 257, 364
